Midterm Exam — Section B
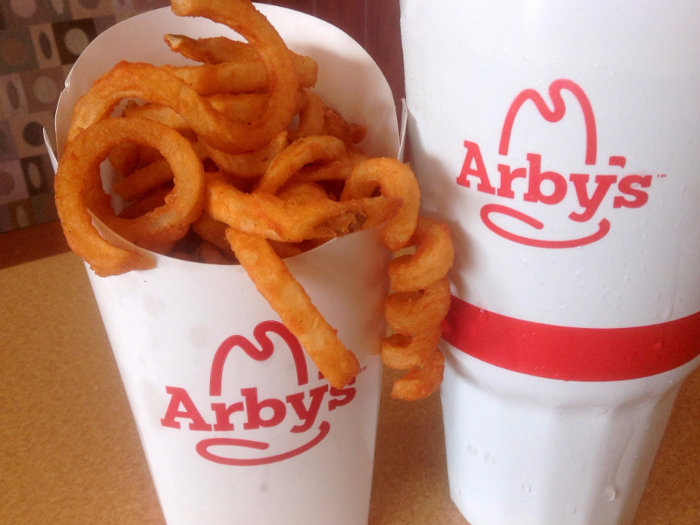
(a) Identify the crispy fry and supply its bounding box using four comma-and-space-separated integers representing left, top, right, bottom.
192, 212, 230, 251
164, 33, 318, 86
277, 181, 329, 203
324, 106, 367, 145
203, 131, 289, 178
161, 56, 316, 95
293, 89, 326, 139
205, 171, 401, 242
255, 135, 346, 194
226, 228, 359, 388
109, 142, 140, 177
55, 117, 204, 276
381, 326, 442, 371
342, 157, 421, 251
117, 185, 171, 219
169, 0, 299, 151
292, 152, 367, 183
384, 277, 451, 335
388, 217, 455, 292
198, 241, 233, 264
113, 142, 208, 202
390, 348, 445, 400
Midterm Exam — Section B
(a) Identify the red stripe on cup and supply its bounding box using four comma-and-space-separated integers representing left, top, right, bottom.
442, 296, 700, 381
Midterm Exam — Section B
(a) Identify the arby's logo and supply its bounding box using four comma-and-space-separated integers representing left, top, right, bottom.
456, 79, 657, 248
160, 320, 357, 466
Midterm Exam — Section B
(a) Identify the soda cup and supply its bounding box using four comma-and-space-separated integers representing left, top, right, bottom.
399, 1, 700, 524
49, 5, 399, 525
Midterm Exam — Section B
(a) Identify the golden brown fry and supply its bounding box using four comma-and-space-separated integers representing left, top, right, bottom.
125, 92, 304, 133
390, 348, 445, 400
226, 228, 359, 388
138, 145, 162, 166
266, 179, 330, 259
55, 117, 205, 276
324, 106, 367, 145
388, 217, 454, 293
192, 212, 229, 251
114, 158, 175, 201
68, 61, 294, 153
108, 142, 140, 177
117, 185, 171, 220
165, 33, 255, 63
205, 171, 401, 242
292, 152, 367, 183
255, 135, 346, 194
207, 93, 270, 121
277, 181, 329, 203
267, 239, 305, 259
198, 241, 233, 264
114, 142, 208, 202
381, 325, 442, 370
124, 103, 192, 131
203, 131, 289, 178
293, 89, 326, 139
164, 33, 318, 85
161, 58, 316, 95
341, 157, 421, 251
384, 277, 452, 335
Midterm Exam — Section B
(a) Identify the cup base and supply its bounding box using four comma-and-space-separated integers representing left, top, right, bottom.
441, 344, 700, 525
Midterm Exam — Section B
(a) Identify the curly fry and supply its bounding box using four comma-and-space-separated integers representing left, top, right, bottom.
381, 325, 442, 370
205, 171, 401, 242
254, 135, 347, 195
388, 217, 455, 293
55, 117, 205, 276
342, 157, 421, 251
69, 0, 298, 153
390, 348, 445, 400
226, 228, 359, 388
385, 277, 451, 335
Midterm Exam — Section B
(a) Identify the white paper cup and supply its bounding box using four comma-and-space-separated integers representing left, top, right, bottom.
51, 5, 398, 525
400, 1, 700, 524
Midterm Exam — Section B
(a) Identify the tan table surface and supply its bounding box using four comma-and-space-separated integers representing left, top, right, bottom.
1, 252, 699, 525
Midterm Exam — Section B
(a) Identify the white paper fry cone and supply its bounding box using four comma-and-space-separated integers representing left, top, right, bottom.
51, 5, 398, 525
400, 1, 700, 524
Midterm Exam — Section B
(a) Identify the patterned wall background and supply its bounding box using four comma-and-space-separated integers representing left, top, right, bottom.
0, 0, 173, 234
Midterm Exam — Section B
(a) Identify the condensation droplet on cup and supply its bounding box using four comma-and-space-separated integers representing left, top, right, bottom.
467, 445, 478, 456
522, 482, 531, 493
604, 487, 617, 502
484, 454, 496, 465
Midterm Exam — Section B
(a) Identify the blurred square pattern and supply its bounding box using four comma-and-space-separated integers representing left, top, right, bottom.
0, 0, 169, 233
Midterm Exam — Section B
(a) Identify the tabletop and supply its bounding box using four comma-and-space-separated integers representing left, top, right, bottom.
1, 252, 699, 524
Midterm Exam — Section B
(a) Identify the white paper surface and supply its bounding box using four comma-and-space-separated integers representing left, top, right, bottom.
53, 5, 399, 525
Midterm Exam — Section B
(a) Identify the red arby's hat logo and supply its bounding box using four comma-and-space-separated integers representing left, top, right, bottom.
456, 78, 657, 248
159, 321, 358, 466
499, 79, 598, 165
